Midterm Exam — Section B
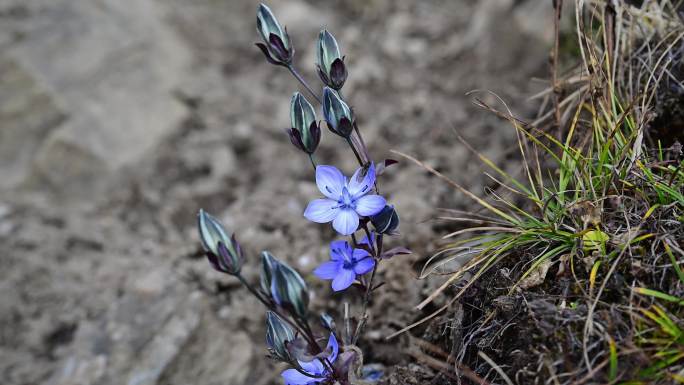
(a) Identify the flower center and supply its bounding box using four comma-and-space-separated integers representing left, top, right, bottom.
338, 187, 355, 209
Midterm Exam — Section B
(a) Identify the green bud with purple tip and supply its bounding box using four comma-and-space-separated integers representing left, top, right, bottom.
288, 92, 321, 154
260, 251, 279, 295
256, 3, 293, 66
317, 30, 347, 90
266, 311, 295, 362
198, 209, 243, 275
322, 87, 354, 138
270, 258, 309, 319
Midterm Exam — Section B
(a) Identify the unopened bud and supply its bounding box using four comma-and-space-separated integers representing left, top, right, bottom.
198, 209, 243, 275
370, 205, 400, 235
316, 30, 347, 90
270, 260, 309, 319
260, 251, 279, 295
266, 311, 295, 362
288, 92, 320, 154
322, 87, 353, 138
256, 3, 293, 66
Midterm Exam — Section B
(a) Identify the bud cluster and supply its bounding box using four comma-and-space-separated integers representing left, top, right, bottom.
193, 4, 412, 385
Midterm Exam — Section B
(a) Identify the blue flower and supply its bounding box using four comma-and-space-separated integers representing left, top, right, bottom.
281, 333, 339, 385
314, 240, 375, 291
304, 164, 386, 235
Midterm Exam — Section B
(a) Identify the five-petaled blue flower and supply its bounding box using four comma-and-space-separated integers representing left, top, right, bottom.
314, 240, 375, 291
304, 164, 385, 235
281, 333, 339, 385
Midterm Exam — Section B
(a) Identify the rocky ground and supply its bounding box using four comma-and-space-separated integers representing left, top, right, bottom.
0, 0, 554, 384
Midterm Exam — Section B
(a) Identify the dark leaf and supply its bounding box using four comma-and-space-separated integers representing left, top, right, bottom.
255, 43, 282, 66
269, 33, 290, 63
286, 128, 305, 152
380, 246, 412, 260
376, 159, 398, 176
316, 64, 330, 86
308, 121, 321, 154
371, 281, 386, 291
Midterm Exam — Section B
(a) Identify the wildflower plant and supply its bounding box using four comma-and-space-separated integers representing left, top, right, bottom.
196, 4, 410, 384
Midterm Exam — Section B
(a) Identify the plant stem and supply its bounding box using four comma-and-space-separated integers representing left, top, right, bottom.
292, 366, 324, 379
236, 274, 315, 347
308, 153, 317, 172
287, 65, 321, 104
293, 315, 323, 355
360, 224, 376, 256
236, 274, 271, 307
354, 124, 369, 160
346, 137, 365, 167
344, 302, 352, 346
352, 225, 383, 344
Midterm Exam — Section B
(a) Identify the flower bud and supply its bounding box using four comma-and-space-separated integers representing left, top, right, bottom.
316, 30, 347, 90
256, 3, 293, 66
270, 260, 309, 319
288, 92, 321, 154
260, 251, 279, 294
266, 311, 295, 362
320, 313, 336, 331
198, 209, 243, 275
322, 87, 354, 138
370, 205, 400, 235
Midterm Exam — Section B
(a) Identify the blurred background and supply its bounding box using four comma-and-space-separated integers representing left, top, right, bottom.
0, 0, 554, 384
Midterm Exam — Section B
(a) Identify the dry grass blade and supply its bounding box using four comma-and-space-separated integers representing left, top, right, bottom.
409, 336, 491, 385
477, 351, 514, 385
390, 149, 519, 225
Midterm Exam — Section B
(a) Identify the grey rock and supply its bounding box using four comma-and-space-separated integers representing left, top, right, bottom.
6, 0, 192, 197
48, 269, 202, 385
0, 54, 65, 190
156, 311, 254, 385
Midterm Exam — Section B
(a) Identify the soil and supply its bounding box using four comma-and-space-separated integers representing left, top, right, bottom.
0, 1, 554, 384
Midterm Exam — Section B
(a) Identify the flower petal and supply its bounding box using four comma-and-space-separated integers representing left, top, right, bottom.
313, 261, 341, 280
352, 248, 371, 261
329, 240, 351, 261
316, 165, 346, 199
354, 195, 386, 216
282, 368, 321, 385
297, 359, 326, 378
326, 333, 339, 362
304, 199, 339, 223
332, 209, 359, 235
353, 257, 375, 275
331, 268, 356, 291
347, 163, 375, 198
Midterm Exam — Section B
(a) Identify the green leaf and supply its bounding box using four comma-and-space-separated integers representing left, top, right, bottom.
583, 229, 609, 252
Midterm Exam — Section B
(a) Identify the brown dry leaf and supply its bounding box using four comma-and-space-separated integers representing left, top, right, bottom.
556, 253, 571, 276
518, 258, 553, 289
568, 200, 602, 228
